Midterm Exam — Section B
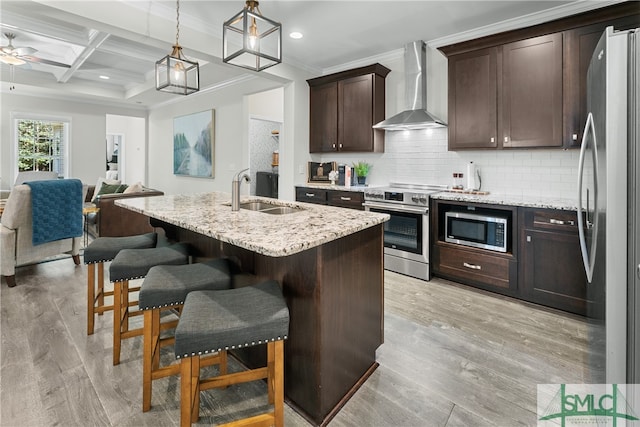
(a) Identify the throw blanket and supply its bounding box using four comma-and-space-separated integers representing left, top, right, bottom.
26, 179, 83, 245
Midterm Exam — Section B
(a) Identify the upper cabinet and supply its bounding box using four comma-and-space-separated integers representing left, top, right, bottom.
440, 2, 639, 150
501, 33, 563, 148
308, 64, 390, 153
447, 47, 498, 149
563, 14, 640, 148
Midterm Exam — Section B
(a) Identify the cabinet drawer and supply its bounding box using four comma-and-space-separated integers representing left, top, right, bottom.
435, 244, 515, 290
296, 187, 327, 205
328, 191, 364, 210
523, 208, 579, 233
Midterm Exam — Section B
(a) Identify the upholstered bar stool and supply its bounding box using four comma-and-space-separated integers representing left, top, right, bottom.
174, 280, 290, 427
138, 258, 234, 412
84, 232, 157, 335
109, 242, 189, 365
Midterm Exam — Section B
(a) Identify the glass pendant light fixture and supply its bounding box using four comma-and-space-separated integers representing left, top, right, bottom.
155, 0, 199, 95
223, 1, 282, 72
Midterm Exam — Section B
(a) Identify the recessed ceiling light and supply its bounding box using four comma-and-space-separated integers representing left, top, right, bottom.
99, 75, 110, 80
289, 32, 303, 39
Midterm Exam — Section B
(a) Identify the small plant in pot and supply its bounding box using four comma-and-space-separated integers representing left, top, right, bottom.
352, 161, 372, 186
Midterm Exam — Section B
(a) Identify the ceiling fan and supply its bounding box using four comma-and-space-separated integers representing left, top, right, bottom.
1, 33, 71, 68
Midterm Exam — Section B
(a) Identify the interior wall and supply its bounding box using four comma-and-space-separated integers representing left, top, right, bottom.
0, 92, 146, 190
147, 78, 281, 196
106, 114, 146, 185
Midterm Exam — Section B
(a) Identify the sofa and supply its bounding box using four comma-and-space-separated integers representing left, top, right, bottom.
1, 181, 82, 287
85, 185, 164, 238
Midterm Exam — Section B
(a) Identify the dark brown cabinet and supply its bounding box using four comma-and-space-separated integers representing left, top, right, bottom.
447, 47, 498, 149
563, 15, 640, 148
309, 82, 338, 153
519, 208, 590, 316
431, 200, 518, 295
431, 200, 591, 315
308, 64, 389, 153
295, 187, 328, 205
501, 33, 563, 148
296, 187, 364, 210
446, 33, 563, 150
441, 2, 639, 150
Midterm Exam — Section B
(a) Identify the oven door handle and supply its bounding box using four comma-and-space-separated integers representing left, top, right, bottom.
363, 201, 428, 215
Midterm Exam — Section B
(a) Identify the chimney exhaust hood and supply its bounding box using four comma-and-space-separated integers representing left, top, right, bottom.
373, 40, 446, 131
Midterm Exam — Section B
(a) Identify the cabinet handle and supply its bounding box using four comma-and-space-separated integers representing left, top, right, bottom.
463, 262, 481, 270
527, 235, 531, 243
340, 197, 351, 201
305, 193, 315, 197
504, 136, 509, 143
550, 218, 575, 226
490, 137, 495, 143
339, 143, 343, 149
332, 143, 336, 149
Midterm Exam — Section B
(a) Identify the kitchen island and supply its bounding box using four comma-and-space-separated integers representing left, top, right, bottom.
116, 192, 389, 426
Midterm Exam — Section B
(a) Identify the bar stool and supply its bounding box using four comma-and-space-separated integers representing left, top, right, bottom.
138, 258, 234, 412
83, 232, 157, 335
109, 242, 189, 365
174, 280, 289, 427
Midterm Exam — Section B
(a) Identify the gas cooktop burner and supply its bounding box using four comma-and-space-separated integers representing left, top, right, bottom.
364, 182, 447, 206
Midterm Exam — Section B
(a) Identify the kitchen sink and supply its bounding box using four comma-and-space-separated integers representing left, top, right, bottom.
239, 202, 303, 215
239, 201, 275, 211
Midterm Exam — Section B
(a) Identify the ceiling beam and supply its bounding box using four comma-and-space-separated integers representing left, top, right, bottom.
58, 30, 109, 83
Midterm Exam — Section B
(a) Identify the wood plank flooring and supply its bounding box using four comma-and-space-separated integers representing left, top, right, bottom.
0, 255, 599, 426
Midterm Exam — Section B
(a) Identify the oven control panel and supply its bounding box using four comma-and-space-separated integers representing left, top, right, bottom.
364, 189, 430, 206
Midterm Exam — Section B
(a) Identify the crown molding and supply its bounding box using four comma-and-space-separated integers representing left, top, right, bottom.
428, 0, 626, 48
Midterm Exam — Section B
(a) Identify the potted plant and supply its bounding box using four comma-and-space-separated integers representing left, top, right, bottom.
352, 161, 372, 186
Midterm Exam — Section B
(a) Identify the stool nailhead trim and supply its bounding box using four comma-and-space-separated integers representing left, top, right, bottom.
85, 258, 113, 265
176, 335, 288, 359
140, 300, 185, 310
111, 275, 146, 282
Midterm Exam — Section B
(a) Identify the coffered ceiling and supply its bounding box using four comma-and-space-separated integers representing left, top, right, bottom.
0, 0, 620, 109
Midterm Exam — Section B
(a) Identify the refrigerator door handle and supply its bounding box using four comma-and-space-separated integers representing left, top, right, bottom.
577, 112, 599, 283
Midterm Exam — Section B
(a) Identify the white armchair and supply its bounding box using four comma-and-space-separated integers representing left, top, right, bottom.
14, 171, 58, 185
1, 183, 82, 287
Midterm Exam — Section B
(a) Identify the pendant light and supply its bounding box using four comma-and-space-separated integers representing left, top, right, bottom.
155, 0, 199, 95
223, 1, 282, 72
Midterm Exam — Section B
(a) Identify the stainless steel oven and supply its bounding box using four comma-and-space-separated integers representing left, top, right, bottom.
363, 183, 445, 281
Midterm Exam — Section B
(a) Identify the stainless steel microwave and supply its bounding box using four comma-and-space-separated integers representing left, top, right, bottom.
445, 211, 508, 252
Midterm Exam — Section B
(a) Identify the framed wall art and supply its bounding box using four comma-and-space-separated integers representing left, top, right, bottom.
173, 109, 215, 178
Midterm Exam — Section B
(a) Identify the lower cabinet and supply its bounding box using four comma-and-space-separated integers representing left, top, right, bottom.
519, 208, 589, 316
431, 200, 589, 316
296, 186, 364, 210
435, 244, 518, 293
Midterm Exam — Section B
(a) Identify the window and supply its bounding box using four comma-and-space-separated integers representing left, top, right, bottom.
13, 115, 69, 179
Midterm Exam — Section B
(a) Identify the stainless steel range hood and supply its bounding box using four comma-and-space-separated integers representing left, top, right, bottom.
373, 40, 446, 130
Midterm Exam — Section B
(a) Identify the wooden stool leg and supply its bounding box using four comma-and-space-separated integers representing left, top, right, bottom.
97, 262, 105, 316
87, 263, 96, 335
267, 342, 275, 404
122, 280, 130, 333
180, 356, 201, 427
219, 350, 227, 377
274, 341, 285, 427
113, 280, 122, 365
143, 309, 159, 412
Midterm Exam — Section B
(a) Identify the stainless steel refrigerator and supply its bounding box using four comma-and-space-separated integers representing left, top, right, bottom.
577, 26, 639, 384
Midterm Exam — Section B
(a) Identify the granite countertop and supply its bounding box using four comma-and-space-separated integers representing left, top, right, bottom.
116, 192, 389, 257
431, 191, 578, 211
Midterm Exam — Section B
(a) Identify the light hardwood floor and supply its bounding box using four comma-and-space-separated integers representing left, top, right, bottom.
0, 255, 599, 426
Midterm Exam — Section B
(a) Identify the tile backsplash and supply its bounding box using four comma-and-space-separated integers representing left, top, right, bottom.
315, 127, 580, 200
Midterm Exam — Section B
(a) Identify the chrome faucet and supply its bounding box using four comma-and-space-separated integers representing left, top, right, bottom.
231, 168, 250, 211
